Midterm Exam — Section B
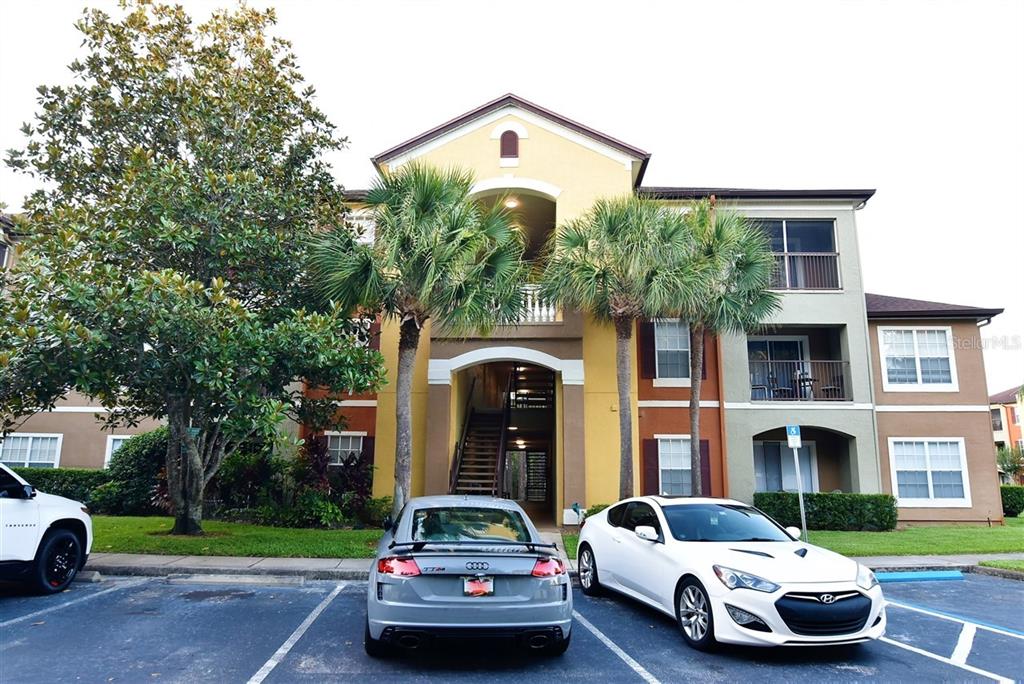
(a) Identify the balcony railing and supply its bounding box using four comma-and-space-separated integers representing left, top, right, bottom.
749, 360, 851, 401
771, 253, 841, 290
520, 284, 560, 324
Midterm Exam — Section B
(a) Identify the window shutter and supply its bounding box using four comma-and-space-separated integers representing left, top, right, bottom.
638, 321, 656, 379
699, 440, 711, 497
642, 439, 659, 495
362, 436, 375, 465
500, 131, 518, 158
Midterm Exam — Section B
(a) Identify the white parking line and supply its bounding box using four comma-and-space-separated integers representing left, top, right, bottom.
879, 637, 1011, 684
951, 623, 977, 665
247, 582, 345, 684
886, 600, 1024, 641
0, 578, 149, 629
572, 610, 661, 684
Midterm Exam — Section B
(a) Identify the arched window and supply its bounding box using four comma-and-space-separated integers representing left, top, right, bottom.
500, 130, 519, 158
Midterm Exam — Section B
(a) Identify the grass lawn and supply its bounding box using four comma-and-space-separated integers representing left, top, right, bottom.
561, 516, 1023, 559
92, 516, 383, 558
979, 560, 1024, 573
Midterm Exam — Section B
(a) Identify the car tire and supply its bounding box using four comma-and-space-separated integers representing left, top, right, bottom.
577, 544, 603, 597
547, 633, 571, 656
31, 529, 82, 595
676, 577, 717, 651
364, 617, 391, 658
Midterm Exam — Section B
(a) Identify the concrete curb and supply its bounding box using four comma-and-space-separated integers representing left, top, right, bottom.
968, 565, 1024, 582
85, 562, 370, 581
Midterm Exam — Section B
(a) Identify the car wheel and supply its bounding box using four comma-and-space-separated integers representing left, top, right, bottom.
547, 633, 571, 656
364, 617, 391, 658
578, 545, 602, 596
31, 529, 82, 595
676, 578, 717, 651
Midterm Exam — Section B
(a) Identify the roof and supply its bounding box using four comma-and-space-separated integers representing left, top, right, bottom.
371, 93, 652, 186
865, 293, 1003, 320
990, 385, 1022, 404
639, 187, 876, 205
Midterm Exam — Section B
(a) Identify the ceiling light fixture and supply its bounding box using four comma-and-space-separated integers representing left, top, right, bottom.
505, 198, 519, 209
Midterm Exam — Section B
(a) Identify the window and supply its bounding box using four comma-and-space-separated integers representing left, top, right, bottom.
757, 219, 839, 289
606, 502, 628, 527
411, 506, 530, 542
879, 327, 958, 391
0, 434, 62, 468
991, 408, 1004, 432
500, 130, 519, 158
621, 502, 661, 537
105, 435, 132, 467
0, 242, 7, 269
326, 432, 364, 465
654, 319, 690, 382
889, 438, 970, 507
753, 442, 817, 492
658, 437, 691, 496
663, 503, 790, 542
1011, 407, 1020, 425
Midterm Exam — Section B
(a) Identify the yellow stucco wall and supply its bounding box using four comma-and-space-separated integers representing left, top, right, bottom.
372, 108, 641, 507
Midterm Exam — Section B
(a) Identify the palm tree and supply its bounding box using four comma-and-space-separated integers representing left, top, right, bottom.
541, 196, 704, 499
681, 197, 781, 495
311, 163, 528, 514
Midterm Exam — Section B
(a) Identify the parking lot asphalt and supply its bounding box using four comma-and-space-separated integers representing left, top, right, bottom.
1, 573, 1021, 683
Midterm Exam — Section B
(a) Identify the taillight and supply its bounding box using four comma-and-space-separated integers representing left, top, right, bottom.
532, 557, 565, 577
377, 556, 421, 576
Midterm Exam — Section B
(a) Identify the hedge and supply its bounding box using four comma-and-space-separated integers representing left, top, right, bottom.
11, 467, 112, 505
1001, 486, 1024, 517
753, 491, 898, 531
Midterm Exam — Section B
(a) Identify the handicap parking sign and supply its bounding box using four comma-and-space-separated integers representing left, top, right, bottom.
786, 424, 801, 449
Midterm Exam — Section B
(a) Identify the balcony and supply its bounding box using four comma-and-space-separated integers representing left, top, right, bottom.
520, 284, 560, 324
771, 252, 841, 290
749, 359, 851, 401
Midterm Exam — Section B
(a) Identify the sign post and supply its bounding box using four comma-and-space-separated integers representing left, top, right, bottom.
786, 424, 808, 542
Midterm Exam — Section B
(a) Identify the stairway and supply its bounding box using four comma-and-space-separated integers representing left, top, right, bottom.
452, 411, 502, 495
511, 366, 555, 409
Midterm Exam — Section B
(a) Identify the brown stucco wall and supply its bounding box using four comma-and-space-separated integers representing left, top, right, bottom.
637, 406, 725, 497
877, 412, 1004, 524
12, 407, 162, 469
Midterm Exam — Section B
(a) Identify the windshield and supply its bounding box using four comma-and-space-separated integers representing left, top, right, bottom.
662, 504, 791, 542
411, 506, 531, 543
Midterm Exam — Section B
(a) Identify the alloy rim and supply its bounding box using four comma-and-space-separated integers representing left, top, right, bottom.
679, 585, 709, 641
45, 539, 79, 588
579, 550, 593, 588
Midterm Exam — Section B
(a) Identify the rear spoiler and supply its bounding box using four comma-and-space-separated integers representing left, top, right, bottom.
389, 539, 558, 553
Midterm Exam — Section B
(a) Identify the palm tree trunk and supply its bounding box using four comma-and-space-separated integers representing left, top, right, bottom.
614, 316, 634, 500
689, 323, 705, 497
393, 317, 421, 517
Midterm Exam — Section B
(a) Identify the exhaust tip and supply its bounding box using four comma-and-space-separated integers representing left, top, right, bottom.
527, 634, 550, 649
397, 634, 422, 649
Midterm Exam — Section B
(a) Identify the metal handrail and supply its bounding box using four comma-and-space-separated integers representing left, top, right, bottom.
448, 377, 477, 494
494, 372, 514, 497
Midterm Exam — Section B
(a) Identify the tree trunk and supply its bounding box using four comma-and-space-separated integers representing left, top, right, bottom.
167, 407, 205, 535
689, 323, 705, 496
614, 317, 634, 500
393, 317, 421, 516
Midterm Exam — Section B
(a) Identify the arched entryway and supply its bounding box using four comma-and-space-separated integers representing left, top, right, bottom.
752, 426, 855, 494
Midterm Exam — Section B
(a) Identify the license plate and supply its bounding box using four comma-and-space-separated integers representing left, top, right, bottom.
463, 576, 494, 597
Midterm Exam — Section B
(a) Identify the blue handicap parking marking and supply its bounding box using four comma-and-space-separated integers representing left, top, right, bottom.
969, 628, 1024, 681
882, 603, 963, 655
882, 574, 1024, 634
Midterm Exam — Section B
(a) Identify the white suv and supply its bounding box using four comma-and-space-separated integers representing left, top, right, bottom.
0, 463, 93, 593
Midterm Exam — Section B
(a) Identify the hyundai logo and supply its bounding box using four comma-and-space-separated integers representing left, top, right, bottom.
466, 561, 490, 571
819, 593, 836, 604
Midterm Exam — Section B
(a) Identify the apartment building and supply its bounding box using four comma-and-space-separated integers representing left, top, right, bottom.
1, 95, 1006, 526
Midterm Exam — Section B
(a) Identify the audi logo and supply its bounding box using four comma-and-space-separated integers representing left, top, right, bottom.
465, 561, 490, 571
819, 594, 836, 604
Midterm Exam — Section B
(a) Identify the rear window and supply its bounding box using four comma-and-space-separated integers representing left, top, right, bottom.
411, 507, 531, 542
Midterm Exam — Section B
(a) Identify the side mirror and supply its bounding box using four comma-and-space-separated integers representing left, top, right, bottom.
786, 526, 803, 540
635, 525, 659, 542
382, 515, 394, 532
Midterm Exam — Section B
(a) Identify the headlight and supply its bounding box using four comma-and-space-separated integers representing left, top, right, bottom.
856, 563, 879, 590
713, 565, 780, 593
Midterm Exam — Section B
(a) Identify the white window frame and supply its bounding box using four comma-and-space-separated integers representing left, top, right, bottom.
0, 433, 63, 468
653, 319, 692, 387
655, 434, 692, 496
878, 326, 959, 393
752, 440, 820, 493
104, 435, 133, 467
887, 437, 971, 508
324, 430, 367, 466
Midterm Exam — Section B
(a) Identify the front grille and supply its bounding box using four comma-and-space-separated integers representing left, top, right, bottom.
775, 592, 872, 637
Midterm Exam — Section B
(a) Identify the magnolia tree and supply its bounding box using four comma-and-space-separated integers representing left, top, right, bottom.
0, 2, 383, 534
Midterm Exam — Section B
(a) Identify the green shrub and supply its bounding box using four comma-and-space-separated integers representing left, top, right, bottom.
1001, 486, 1024, 517
214, 449, 286, 509
361, 496, 392, 526
585, 503, 610, 518
753, 491, 898, 531
97, 428, 168, 514
12, 467, 112, 504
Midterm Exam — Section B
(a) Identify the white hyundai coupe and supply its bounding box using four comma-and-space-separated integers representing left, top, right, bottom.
576, 496, 885, 650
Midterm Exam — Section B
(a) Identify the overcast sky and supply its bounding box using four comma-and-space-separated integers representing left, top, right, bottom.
2, 0, 1021, 392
